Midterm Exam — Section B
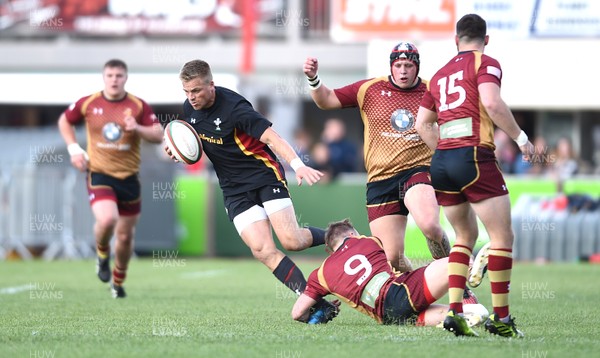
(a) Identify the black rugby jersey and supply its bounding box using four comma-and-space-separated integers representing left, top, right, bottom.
182, 86, 287, 196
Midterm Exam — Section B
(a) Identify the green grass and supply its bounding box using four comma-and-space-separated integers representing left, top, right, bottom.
1, 258, 599, 358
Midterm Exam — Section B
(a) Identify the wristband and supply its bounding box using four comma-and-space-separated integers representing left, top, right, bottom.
290, 158, 306, 172
514, 130, 528, 147
309, 80, 322, 90
307, 74, 319, 83
67, 143, 89, 160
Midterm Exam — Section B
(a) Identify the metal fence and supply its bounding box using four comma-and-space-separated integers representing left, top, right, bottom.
512, 195, 600, 262
1, 165, 96, 260
0, 127, 178, 260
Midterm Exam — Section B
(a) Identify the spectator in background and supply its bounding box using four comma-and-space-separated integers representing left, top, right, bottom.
308, 142, 333, 183
292, 127, 313, 166
550, 136, 579, 192
320, 118, 358, 178
514, 135, 550, 175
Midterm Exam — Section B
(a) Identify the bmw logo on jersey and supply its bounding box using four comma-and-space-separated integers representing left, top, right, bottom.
102, 122, 123, 142
390, 108, 414, 132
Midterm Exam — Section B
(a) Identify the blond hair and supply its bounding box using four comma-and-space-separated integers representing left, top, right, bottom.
179, 60, 213, 83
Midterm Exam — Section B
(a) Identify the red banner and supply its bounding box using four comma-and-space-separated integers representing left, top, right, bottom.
0, 0, 281, 35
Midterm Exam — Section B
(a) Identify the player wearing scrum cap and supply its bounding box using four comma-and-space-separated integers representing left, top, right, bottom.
57, 59, 163, 298
303, 43, 456, 274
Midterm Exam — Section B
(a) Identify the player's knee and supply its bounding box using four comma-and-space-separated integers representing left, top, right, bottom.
420, 220, 443, 241
115, 231, 134, 243
249, 244, 277, 263
96, 215, 118, 231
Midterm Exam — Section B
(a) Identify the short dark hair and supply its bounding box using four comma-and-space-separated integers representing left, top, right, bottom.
456, 14, 487, 43
104, 59, 128, 72
180, 59, 213, 83
324, 219, 355, 251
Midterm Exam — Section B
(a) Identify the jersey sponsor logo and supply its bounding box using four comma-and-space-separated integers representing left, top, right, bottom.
102, 122, 123, 142
273, 187, 280, 194
92, 107, 103, 115
198, 133, 224, 145
390, 108, 414, 132
97, 142, 131, 150
381, 90, 391, 97
359, 271, 390, 308
190, 117, 197, 124
439, 117, 473, 139
214, 117, 222, 131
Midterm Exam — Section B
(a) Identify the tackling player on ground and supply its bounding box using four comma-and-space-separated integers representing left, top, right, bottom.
58, 59, 163, 298
416, 14, 534, 337
166, 60, 339, 323
292, 219, 488, 327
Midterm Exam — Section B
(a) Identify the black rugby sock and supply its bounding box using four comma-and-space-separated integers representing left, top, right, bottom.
308, 226, 326, 247
273, 256, 306, 295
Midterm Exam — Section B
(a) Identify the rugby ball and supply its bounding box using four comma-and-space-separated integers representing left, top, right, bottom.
164, 120, 202, 165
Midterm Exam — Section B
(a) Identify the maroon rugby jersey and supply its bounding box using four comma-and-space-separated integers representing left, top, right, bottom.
334, 77, 432, 183
64, 92, 157, 179
304, 236, 397, 323
421, 51, 501, 151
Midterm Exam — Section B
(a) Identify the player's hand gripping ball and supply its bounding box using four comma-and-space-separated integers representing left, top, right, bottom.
164, 120, 202, 165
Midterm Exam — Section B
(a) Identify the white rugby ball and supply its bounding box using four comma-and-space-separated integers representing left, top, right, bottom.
164, 120, 202, 165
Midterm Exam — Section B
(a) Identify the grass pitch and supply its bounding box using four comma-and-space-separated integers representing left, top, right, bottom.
1, 257, 599, 358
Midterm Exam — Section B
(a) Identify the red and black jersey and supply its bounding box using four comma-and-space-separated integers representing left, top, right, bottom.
421, 50, 501, 151
304, 236, 397, 323
64, 92, 157, 179
334, 76, 432, 183
182, 87, 286, 196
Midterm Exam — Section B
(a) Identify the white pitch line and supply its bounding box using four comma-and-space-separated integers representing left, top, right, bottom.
0, 284, 33, 295
180, 269, 228, 279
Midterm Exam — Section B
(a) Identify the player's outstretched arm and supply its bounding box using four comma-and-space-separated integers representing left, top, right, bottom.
415, 106, 439, 151
303, 57, 343, 110
292, 293, 318, 322
259, 127, 323, 186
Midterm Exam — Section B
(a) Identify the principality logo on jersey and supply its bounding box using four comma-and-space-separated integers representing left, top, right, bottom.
102, 122, 123, 142
390, 108, 414, 132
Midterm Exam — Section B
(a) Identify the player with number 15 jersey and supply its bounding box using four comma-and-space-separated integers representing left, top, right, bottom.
420, 50, 508, 204
421, 51, 501, 151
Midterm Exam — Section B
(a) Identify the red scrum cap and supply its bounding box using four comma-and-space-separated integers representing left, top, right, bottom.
389, 42, 420, 74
